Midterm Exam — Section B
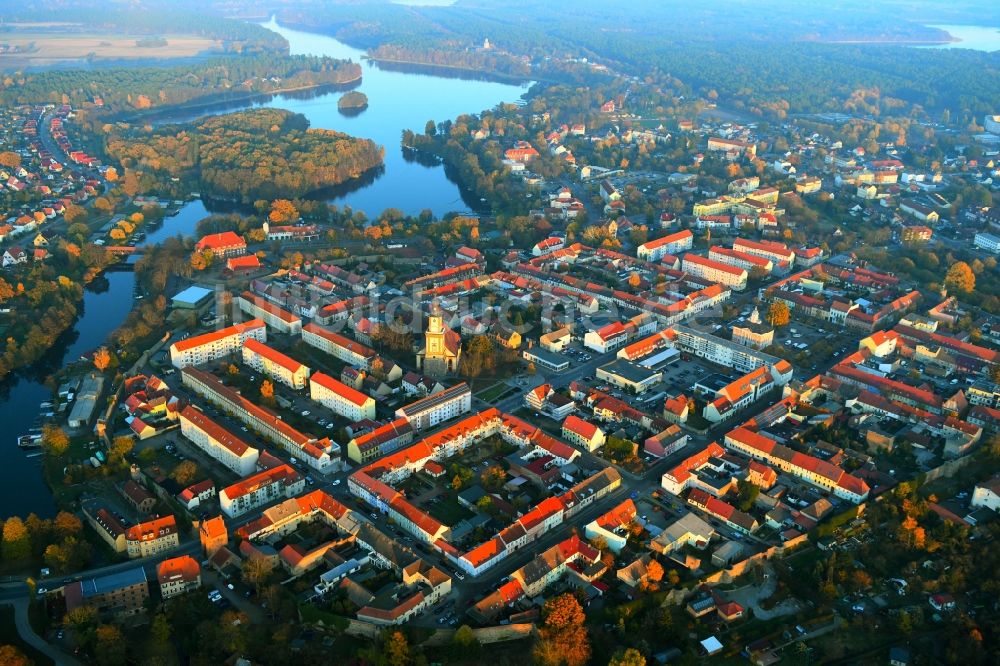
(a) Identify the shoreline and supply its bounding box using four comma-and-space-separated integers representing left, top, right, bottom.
363, 55, 530, 84
123, 76, 362, 122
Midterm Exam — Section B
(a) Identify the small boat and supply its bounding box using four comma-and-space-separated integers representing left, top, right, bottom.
18, 434, 42, 449
39, 401, 53, 409
25, 452, 44, 459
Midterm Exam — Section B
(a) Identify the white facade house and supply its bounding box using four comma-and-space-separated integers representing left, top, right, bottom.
310, 372, 376, 421
179, 406, 260, 477
169, 319, 266, 368
242, 339, 310, 390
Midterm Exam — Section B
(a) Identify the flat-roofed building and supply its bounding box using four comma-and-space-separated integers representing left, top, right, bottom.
310, 372, 376, 421
394, 383, 472, 430
179, 405, 260, 476
596, 359, 663, 394
242, 338, 309, 389
169, 319, 266, 368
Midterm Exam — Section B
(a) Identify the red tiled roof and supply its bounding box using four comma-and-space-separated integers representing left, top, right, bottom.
311, 372, 373, 407
243, 338, 305, 374
170, 319, 265, 353
195, 231, 245, 251
180, 405, 253, 456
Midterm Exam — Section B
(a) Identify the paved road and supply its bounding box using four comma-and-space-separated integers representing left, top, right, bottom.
1, 595, 83, 666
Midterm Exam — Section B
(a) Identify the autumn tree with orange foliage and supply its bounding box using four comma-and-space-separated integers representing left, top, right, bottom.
260, 380, 275, 403
534, 593, 591, 666
93, 346, 112, 372
268, 199, 299, 224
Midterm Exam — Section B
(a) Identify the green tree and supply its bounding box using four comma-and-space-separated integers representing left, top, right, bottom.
451, 624, 480, 657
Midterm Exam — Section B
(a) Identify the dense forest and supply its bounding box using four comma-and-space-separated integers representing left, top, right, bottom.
226, 0, 1000, 123
367, 43, 531, 79
0, 55, 361, 113
104, 108, 384, 202
0, 242, 113, 380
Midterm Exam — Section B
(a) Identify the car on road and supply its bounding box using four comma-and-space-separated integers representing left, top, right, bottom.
301, 410, 311, 417
332, 479, 341, 486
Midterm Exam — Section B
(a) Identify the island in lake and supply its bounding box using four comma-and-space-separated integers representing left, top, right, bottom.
338, 90, 369, 115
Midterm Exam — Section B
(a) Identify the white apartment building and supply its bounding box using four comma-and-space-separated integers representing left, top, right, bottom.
169, 319, 266, 368
671, 324, 783, 375
302, 323, 376, 369
682, 254, 748, 290
708, 246, 774, 275
242, 338, 310, 390
732, 238, 795, 266
636, 229, 693, 262
395, 383, 472, 430
219, 464, 305, 518
974, 232, 1000, 254
237, 292, 303, 335
310, 371, 377, 420
179, 406, 260, 476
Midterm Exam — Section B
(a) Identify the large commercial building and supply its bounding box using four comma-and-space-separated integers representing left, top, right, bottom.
169, 319, 266, 368
242, 338, 310, 389
181, 368, 340, 473
302, 323, 377, 369
179, 405, 260, 476
394, 383, 472, 430
310, 372, 377, 421
596, 359, 663, 394
682, 254, 748, 290
238, 292, 303, 335
219, 464, 305, 518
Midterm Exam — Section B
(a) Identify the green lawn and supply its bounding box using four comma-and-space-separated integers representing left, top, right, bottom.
475, 383, 514, 403
427, 495, 475, 524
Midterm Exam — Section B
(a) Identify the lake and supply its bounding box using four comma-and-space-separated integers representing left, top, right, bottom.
0, 21, 530, 518
157, 19, 532, 218
920, 25, 1000, 51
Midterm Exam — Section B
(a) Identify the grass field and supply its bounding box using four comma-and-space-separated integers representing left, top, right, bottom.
0, 31, 220, 63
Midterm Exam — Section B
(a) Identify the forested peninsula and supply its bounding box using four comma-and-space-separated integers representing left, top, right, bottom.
105, 108, 384, 202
